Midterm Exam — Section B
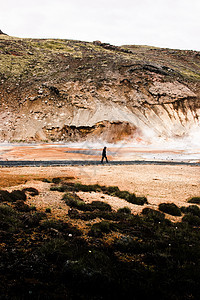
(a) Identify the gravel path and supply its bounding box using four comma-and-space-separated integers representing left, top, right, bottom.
0, 160, 199, 167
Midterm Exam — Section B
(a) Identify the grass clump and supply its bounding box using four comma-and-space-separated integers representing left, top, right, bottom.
187, 197, 200, 204
159, 203, 182, 216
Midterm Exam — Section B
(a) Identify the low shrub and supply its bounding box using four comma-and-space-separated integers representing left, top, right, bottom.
0, 204, 21, 231
14, 200, 31, 212
68, 208, 82, 219
22, 212, 46, 227
68, 208, 119, 221
40, 238, 71, 260
50, 182, 78, 193
142, 208, 165, 222
88, 221, 113, 237
63, 248, 114, 292
10, 190, 27, 202
22, 187, 39, 196
61, 183, 148, 206
106, 186, 120, 194
0, 190, 27, 202
134, 196, 148, 205
0, 204, 16, 216
114, 235, 148, 254
63, 193, 87, 210
74, 183, 98, 192
45, 208, 51, 213
50, 186, 65, 192
42, 178, 51, 183
181, 205, 200, 217
41, 219, 64, 231
159, 203, 182, 216
114, 190, 131, 201
111, 190, 148, 206
89, 201, 112, 212
182, 213, 200, 226
29, 205, 37, 211
0, 190, 13, 202
188, 197, 200, 204
117, 207, 132, 215
52, 178, 61, 184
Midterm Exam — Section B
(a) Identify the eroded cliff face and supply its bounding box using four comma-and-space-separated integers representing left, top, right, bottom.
0, 35, 200, 143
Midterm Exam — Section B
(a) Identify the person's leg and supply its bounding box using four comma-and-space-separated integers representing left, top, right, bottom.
101, 156, 104, 163
106, 156, 108, 163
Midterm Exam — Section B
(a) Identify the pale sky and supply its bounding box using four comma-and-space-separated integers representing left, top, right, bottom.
1, 0, 200, 50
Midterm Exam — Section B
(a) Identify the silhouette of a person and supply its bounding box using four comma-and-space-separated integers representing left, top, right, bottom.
101, 147, 108, 163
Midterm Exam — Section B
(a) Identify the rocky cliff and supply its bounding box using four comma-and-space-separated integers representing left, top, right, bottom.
0, 33, 200, 143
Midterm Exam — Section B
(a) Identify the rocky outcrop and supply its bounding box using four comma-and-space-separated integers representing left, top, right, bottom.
0, 36, 199, 143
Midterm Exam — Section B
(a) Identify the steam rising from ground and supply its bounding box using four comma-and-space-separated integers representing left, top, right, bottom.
64, 124, 200, 162
0, 124, 199, 163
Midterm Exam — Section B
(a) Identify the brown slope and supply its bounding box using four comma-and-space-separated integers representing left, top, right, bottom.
0, 36, 199, 142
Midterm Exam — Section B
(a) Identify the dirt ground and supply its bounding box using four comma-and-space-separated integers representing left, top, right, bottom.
0, 164, 199, 223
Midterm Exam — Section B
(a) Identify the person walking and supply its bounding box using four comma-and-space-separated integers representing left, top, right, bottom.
101, 147, 108, 163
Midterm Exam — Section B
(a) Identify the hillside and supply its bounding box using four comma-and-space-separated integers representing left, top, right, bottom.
0, 33, 200, 143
